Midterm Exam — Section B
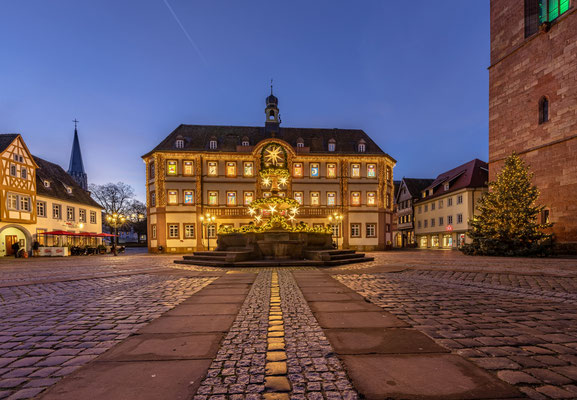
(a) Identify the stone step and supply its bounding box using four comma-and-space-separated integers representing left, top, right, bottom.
324, 257, 374, 266
328, 253, 366, 261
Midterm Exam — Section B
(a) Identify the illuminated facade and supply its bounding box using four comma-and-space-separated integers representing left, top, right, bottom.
142, 91, 396, 253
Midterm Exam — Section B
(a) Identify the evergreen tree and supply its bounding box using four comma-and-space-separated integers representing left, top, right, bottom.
461, 154, 554, 256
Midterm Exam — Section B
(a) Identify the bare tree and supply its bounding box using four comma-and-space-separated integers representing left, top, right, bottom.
127, 200, 147, 244
89, 182, 136, 245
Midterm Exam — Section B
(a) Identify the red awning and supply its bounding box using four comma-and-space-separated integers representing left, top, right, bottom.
41, 231, 110, 237
96, 233, 117, 237
41, 230, 75, 236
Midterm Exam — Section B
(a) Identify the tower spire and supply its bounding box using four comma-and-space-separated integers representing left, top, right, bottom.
265, 82, 280, 135
67, 119, 88, 190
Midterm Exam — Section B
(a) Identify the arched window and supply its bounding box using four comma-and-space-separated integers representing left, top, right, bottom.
209, 137, 217, 150
357, 140, 366, 153
328, 138, 336, 152
241, 136, 250, 147
296, 137, 304, 148
539, 96, 549, 124
175, 139, 184, 149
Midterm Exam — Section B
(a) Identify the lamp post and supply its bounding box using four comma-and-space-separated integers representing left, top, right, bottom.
199, 213, 216, 251
328, 212, 343, 249
105, 213, 126, 255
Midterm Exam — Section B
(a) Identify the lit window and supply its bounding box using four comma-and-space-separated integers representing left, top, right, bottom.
66, 186, 72, 194
67, 206, 75, 221
184, 224, 195, 238
19, 196, 30, 211
209, 139, 217, 150
366, 223, 376, 238
168, 190, 178, 205
44, 180, 50, 188
540, 0, 570, 22
244, 191, 254, 205
227, 191, 237, 206
310, 192, 320, 206
79, 209, 86, 223
151, 225, 157, 239
242, 138, 250, 146
358, 142, 366, 153
351, 164, 360, 178
208, 161, 218, 176
444, 182, 449, 191
207, 224, 216, 238
327, 163, 337, 178
37, 201, 46, 217
149, 162, 155, 179
183, 161, 194, 176
167, 160, 177, 175
350, 223, 361, 238
367, 192, 376, 206
367, 164, 376, 178
208, 191, 218, 206
175, 139, 184, 149
150, 192, 156, 207
294, 192, 303, 205
351, 192, 361, 206
7, 194, 18, 210
386, 194, 391, 208
243, 162, 254, 177
226, 162, 237, 177
327, 192, 336, 206
184, 191, 194, 205
310, 163, 320, 178
293, 163, 303, 178
53, 204, 61, 219
386, 167, 392, 181
168, 224, 179, 238
90, 211, 97, 224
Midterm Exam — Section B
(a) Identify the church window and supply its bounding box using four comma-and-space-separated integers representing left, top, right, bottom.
351, 164, 360, 178
184, 191, 194, 205
209, 139, 217, 150
327, 192, 336, 206
167, 190, 178, 205
310, 163, 320, 178
227, 191, 237, 206
79, 209, 86, 223
167, 160, 177, 175
310, 192, 320, 206
327, 163, 337, 178
294, 192, 303, 205
367, 164, 376, 178
244, 191, 254, 205
149, 162, 155, 179
21, 168, 27, 179
293, 163, 303, 178
351, 192, 361, 206
184, 224, 195, 238
53, 204, 61, 219
90, 211, 97, 224
539, 96, 549, 124
208, 191, 218, 206
37, 201, 46, 217
367, 192, 376, 206
175, 139, 184, 149
183, 161, 194, 176
67, 206, 75, 221
208, 161, 218, 176
328, 139, 336, 152
226, 162, 237, 177
243, 162, 254, 177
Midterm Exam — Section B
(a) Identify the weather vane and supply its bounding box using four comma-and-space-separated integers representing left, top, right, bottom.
72, 119, 79, 129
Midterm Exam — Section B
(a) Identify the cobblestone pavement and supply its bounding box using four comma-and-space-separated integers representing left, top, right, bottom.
0, 273, 215, 399
336, 271, 577, 399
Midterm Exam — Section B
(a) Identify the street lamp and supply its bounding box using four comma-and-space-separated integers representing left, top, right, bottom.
199, 212, 216, 251
105, 213, 127, 254
328, 212, 343, 249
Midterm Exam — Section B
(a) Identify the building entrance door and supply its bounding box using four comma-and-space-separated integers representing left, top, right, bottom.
5, 235, 18, 256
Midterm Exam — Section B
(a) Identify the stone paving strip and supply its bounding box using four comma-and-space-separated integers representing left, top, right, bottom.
336, 272, 577, 400
293, 270, 522, 400
0, 273, 217, 400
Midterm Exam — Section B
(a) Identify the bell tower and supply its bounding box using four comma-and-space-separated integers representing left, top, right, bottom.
265, 83, 280, 135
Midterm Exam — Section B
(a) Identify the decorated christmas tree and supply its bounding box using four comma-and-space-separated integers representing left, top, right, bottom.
461, 154, 554, 256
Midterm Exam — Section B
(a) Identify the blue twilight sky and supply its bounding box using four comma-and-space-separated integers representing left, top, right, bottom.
0, 1, 489, 202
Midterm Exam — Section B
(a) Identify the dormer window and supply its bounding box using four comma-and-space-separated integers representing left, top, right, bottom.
357, 140, 366, 153
66, 186, 72, 194
296, 138, 304, 148
175, 139, 184, 149
241, 137, 250, 147
209, 138, 217, 150
328, 139, 336, 152
444, 182, 450, 191
44, 180, 50, 188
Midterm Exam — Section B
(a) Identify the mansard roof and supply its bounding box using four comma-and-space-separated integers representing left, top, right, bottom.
143, 124, 393, 159
34, 156, 102, 209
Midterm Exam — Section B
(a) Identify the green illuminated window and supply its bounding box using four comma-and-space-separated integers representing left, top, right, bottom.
540, 0, 570, 23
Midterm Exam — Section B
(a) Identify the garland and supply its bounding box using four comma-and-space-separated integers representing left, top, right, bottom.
249, 197, 299, 209
259, 167, 291, 180
218, 215, 333, 235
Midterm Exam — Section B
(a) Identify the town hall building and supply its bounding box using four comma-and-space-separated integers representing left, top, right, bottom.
142, 90, 396, 253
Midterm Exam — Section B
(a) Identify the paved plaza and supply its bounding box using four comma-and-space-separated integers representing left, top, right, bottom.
0, 251, 576, 399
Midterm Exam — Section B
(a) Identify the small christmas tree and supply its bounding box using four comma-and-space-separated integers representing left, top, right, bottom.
461, 154, 554, 256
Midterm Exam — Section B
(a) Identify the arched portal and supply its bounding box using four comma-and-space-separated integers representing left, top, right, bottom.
0, 225, 33, 256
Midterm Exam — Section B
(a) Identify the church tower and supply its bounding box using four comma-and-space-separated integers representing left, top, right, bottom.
265, 84, 280, 136
67, 120, 88, 190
